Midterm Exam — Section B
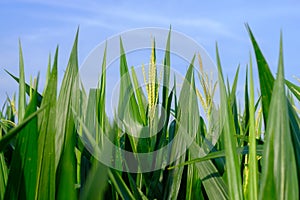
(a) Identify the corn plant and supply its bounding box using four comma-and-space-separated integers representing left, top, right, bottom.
0, 25, 299, 200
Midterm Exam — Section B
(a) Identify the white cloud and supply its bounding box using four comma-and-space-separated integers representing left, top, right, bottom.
15, 0, 238, 39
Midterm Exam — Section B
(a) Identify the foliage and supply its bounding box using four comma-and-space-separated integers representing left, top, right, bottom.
0, 25, 299, 200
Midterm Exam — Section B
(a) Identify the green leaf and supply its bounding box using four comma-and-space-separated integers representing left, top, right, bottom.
108, 170, 135, 200
243, 66, 250, 136
285, 79, 300, 101
188, 142, 229, 199
55, 29, 79, 167
56, 29, 79, 200
229, 66, 240, 105
287, 101, 300, 182
96, 43, 108, 141
259, 34, 299, 199
73, 97, 111, 200
246, 24, 274, 126
248, 53, 258, 200
4, 70, 43, 107
80, 161, 108, 200
0, 128, 8, 200
117, 38, 142, 154
216, 44, 243, 200
18, 40, 26, 122
167, 56, 197, 199
118, 38, 141, 123
0, 154, 7, 200
162, 28, 171, 109
0, 106, 45, 153
35, 47, 58, 200
247, 24, 300, 190
131, 66, 147, 125
229, 66, 241, 138
4, 81, 39, 200
169, 145, 263, 168
43, 53, 51, 95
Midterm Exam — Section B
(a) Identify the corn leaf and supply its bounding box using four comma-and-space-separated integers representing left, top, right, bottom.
247, 24, 300, 189
0, 128, 8, 200
4, 70, 43, 107
108, 169, 135, 200
248, 54, 258, 200
55, 29, 79, 200
162, 28, 171, 109
285, 79, 300, 101
131, 67, 147, 125
169, 145, 263, 168
35, 47, 58, 200
246, 24, 274, 126
17, 40, 26, 122
259, 34, 299, 200
4, 82, 39, 200
216, 44, 243, 200
0, 106, 45, 153
189, 143, 229, 200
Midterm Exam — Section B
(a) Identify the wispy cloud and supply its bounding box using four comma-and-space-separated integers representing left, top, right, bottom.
16, 0, 238, 39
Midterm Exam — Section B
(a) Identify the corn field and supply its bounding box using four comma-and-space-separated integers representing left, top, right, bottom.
0, 25, 299, 200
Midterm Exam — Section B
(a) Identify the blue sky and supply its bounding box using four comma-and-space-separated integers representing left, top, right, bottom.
1, 0, 300, 106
